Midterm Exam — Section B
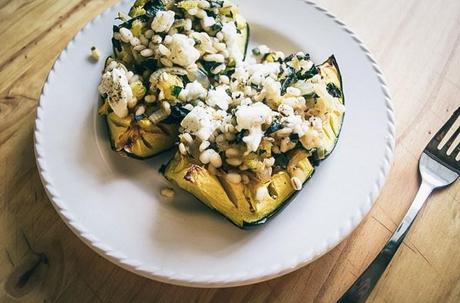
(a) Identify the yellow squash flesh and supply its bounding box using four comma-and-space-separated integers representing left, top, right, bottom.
164, 149, 314, 227
106, 112, 178, 159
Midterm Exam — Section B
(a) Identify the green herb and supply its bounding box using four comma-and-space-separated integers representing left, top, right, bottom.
172, 85, 182, 97
284, 54, 295, 62
252, 48, 261, 56
304, 92, 319, 99
143, 58, 157, 70
234, 130, 247, 144
144, 0, 165, 16
274, 153, 289, 169
209, 0, 224, 8
296, 53, 310, 61
201, 60, 221, 74
112, 38, 122, 51
326, 83, 342, 98
210, 21, 223, 33
289, 133, 299, 143
134, 114, 145, 122
309, 149, 322, 166
298, 65, 318, 80
280, 67, 298, 94
265, 122, 282, 134
163, 104, 190, 124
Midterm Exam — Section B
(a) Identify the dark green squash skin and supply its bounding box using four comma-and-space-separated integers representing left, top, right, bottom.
242, 23, 250, 60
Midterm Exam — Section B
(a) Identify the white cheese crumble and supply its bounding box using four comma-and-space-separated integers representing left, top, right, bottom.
181, 106, 222, 141
221, 22, 243, 64
206, 86, 231, 110
98, 65, 133, 118
235, 102, 273, 152
151, 11, 175, 33
179, 81, 207, 102
259, 77, 281, 103
166, 34, 201, 68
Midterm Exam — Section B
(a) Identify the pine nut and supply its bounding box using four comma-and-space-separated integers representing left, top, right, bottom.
291, 177, 302, 191
179, 143, 187, 155
140, 48, 154, 57
160, 187, 175, 198
210, 152, 222, 168
226, 173, 241, 184
226, 157, 243, 166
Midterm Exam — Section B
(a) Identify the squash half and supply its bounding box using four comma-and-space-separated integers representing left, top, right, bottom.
164, 149, 314, 227
315, 56, 345, 161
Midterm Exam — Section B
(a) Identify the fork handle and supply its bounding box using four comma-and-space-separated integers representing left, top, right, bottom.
337, 180, 434, 303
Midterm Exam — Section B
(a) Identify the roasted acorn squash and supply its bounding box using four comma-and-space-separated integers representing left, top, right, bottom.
164, 149, 314, 227
313, 56, 345, 161
105, 112, 178, 159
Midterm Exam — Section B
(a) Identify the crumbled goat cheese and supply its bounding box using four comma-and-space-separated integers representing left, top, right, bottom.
98, 66, 133, 118
221, 22, 243, 63
206, 86, 231, 110
258, 45, 270, 55
201, 16, 216, 28
247, 62, 280, 78
166, 34, 201, 68
179, 81, 207, 102
151, 11, 175, 33
282, 114, 310, 137
259, 77, 281, 103
181, 106, 221, 141
235, 102, 273, 152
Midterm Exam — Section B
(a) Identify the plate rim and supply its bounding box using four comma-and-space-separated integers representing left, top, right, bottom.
34, 0, 395, 287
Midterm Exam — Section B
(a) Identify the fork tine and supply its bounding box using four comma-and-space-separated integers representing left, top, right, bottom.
437, 114, 460, 150
424, 107, 460, 173
446, 131, 460, 156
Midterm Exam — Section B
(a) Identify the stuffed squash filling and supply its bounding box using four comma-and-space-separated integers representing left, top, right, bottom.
97, 0, 345, 227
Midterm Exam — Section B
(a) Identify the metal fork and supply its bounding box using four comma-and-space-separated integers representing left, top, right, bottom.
338, 108, 460, 303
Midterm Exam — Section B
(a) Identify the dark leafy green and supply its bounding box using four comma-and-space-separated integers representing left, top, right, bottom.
163, 104, 190, 124
234, 130, 247, 144
143, 0, 165, 17
274, 153, 289, 169
134, 114, 145, 122
209, 0, 224, 8
201, 60, 221, 74
114, 15, 149, 31
298, 65, 318, 80
289, 133, 299, 144
280, 67, 297, 94
265, 122, 283, 135
172, 86, 182, 97
326, 83, 342, 98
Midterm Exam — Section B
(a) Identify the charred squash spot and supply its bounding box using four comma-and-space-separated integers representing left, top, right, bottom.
184, 165, 202, 183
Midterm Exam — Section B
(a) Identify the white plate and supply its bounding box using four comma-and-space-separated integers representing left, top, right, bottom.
35, 0, 395, 287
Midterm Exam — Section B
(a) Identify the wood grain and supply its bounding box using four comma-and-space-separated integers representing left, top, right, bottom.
1, 0, 459, 302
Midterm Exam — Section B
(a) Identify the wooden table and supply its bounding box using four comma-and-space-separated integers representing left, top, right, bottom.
1, 0, 460, 302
